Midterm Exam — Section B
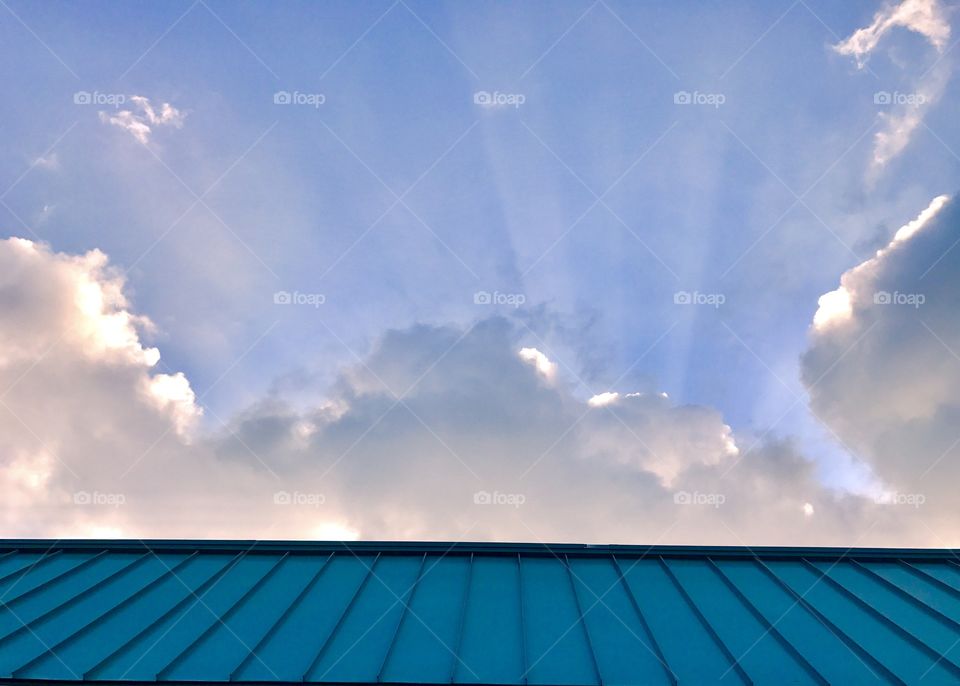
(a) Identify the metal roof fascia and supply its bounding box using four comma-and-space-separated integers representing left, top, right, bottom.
4, 540, 960, 561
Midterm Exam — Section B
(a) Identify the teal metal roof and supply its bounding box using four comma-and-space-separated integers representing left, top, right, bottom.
1, 541, 960, 685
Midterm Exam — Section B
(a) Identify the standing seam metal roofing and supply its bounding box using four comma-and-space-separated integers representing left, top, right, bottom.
1, 541, 960, 685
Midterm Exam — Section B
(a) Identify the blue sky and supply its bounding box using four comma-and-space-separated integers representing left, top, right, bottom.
2, 0, 960, 541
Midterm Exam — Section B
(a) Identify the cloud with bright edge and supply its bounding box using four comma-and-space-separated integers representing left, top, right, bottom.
813, 193, 949, 331
805, 192, 960, 543
518, 346, 557, 380
5, 193, 960, 544
98, 95, 185, 144
833, 0, 952, 174
833, 0, 950, 66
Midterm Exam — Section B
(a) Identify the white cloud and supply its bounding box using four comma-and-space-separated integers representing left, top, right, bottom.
0, 238, 160, 366
812, 193, 949, 331
142, 372, 202, 438
0, 238, 204, 535
99, 96, 185, 144
588, 391, 619, 407
129, 95, 185, 127
834, 0, 950, 66
0, 233, 954, 545
833, 0, 952, 175
518, 346, 557, 380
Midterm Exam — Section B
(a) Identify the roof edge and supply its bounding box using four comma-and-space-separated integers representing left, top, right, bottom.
0, 539, 957, 560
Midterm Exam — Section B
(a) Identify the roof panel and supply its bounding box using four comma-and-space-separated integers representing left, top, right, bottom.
66, 553, 232, 680
456, 554, 524, 684
381, 554, 470, 683
870, 561, 960, 625
234, 553, 371, 682
768, 559, 959, 684
0, 551, 128, 640
2, 552, 188, 679
305, 554, 422, 683
567, 557, 673, 686
714, 558, 881, 684
667, 557, 819, 685
618, 556, 749, 685
0, 551, 93, 605
520, 556, 598, 686
91, 553, 270, 680
166, 553, 328, 681
810, 560, 960, 670
1, 541, 959, 685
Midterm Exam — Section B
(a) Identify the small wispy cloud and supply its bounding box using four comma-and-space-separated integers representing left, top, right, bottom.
833, 0, 950, 67
99, 95, 185, 144
833, 0, 951, 176
870, 66, 950, 170
33, 152, 60, 171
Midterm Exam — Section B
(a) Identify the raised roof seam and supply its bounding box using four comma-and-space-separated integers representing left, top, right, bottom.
376, 552, 429, 682
752, 557, 906, 686
561, 554, 602, 686
448, 552, 474, 684
705, 557, 829, 685
229, 552, 335, 681
302, 552, 382, 682
610, 555, 677, 686
799, 557, 960, 677
83, 551, 244, 680
657, 556, 753, 686
155, 552, 291, 681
